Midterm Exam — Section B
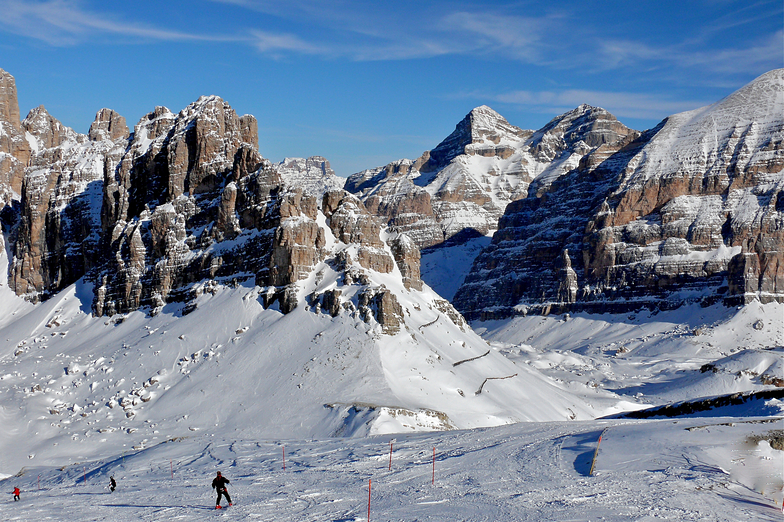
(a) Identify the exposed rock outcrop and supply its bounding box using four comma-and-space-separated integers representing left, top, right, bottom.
0, 69, 31, 199
275, 156, 345, 197
0, 74, 425, 335
345, 104, 638, 251
454, 69, 784, 318
9, 105, 126, 299
89, 108, 129, 142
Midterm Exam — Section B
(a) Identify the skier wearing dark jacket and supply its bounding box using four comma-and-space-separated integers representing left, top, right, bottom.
212, 471, 232, 509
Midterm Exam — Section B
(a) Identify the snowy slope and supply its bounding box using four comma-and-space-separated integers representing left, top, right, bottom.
474, 301, 784, 406
0, 229, 611, 476
621, 69, 784, 187
1, 414, 782, 521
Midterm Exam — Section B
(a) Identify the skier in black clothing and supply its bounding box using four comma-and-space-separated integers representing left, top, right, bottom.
109, 476, 116, 493
212, 471, 232, 509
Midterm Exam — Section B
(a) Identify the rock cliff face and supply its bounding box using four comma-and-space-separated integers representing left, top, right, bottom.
0, 69, 31, 201
2, 64, 781, 326
275, 156, 345, 197
454, 69, 784, 319
0, 70, 427, 336
345, 104, 638, 250
10, 105, 126, 299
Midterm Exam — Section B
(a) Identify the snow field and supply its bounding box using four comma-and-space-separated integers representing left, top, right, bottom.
2, 416, 782, 521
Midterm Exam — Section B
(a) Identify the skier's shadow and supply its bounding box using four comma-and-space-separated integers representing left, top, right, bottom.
101, 503, 215, 511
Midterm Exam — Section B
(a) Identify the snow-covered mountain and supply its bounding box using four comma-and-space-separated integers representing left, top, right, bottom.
0, 66, 782, 520
274, 156, 346, 197
344, 105, 637, 251
454, 69, 784, 318
0, 67, 614, 475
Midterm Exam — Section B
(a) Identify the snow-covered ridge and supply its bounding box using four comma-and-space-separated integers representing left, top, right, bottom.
344, 101, 638, 252
622, 68, 784, 187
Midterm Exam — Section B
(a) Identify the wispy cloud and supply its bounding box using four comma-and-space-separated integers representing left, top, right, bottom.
480, 89, 712, 121
251, 30, 324, 56
440, 11, 550, 62
594, 30, 783, 76
6, 0, 781, 82
0, 0, 244, 45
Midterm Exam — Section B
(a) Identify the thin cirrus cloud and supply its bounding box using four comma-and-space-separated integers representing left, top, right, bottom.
3, 0, 779, 79
488, 89, 712, 121
594, 30, 783, 76
0, 0, 245, 45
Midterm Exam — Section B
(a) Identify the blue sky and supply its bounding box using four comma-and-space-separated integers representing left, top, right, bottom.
0, 0, 781, 176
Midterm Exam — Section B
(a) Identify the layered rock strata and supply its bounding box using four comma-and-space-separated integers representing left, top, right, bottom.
345, 104, 638, 250
0, 70, 426, 335
454, 69, 784, 318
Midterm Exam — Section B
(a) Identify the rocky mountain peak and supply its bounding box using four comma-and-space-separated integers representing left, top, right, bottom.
454, 69, 784, 319
0, 68, 31, 197
89, 108, 129, 142
0, 68, 22, 129
528, 104, 638, 163
423, 105, 529, 172
22, 105, 81, 150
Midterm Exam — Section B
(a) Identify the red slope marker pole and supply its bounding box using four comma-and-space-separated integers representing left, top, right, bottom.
432, 448, 436, 485
389, 441, 393, 471
367, 478, 371, 521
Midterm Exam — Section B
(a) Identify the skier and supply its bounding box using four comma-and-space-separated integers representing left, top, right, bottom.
13, 486, 20, 501
211, 471, 232, 509
109, 476, 116, 493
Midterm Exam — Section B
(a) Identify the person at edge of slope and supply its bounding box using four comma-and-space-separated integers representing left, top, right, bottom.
13, 486, 20, 501
212, 471, 232, 509
109, 476, 116, 493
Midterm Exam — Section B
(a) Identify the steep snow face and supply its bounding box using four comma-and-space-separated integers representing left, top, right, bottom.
621, 69, 784, 189
275, 156, 346, 197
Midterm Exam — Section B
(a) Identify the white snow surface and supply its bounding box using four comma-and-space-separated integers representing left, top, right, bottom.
1, 236, 782, 519
621, 68, 784, 187
1, 415, 782, 521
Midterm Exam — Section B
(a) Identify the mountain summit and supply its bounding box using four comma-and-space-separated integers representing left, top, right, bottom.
454, 69, 784, 318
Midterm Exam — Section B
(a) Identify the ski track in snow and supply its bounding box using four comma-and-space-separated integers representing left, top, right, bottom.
1, 217, 783, 519
2, 418, 782, 521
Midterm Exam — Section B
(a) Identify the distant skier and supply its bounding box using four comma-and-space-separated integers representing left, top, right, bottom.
13, 486, 20, 501
109, 476, 116, 493
212, 471, 232, 509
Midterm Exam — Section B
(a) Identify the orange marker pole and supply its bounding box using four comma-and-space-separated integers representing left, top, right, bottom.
388, 441, 393, 471
367, 478, 371, 521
